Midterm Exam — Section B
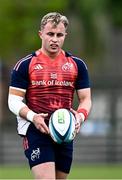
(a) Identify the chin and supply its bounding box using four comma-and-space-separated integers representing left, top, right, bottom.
50, 49, 59, 54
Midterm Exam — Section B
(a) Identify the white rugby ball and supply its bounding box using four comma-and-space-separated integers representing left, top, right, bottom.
49, 108, 76, 144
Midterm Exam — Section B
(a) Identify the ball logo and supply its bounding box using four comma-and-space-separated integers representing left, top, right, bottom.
58, 111, 65, 124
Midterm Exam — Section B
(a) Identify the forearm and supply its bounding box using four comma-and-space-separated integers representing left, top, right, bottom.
8, 93, 49, 133
77, 98, 92, 114
8, 94, 36, 122
76, 88, 92, 120
19, 106, 37, 122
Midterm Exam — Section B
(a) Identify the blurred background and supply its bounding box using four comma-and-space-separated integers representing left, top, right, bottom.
0, 0, 122, 179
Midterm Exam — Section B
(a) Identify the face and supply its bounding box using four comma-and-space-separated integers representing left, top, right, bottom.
39, 22, 67, 57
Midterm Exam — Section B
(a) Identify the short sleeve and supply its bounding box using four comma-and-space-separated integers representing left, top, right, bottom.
10, 55, 32, 90
72, 57, 91, 89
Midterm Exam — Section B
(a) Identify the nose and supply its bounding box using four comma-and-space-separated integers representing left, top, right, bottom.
52, 34, 58, 42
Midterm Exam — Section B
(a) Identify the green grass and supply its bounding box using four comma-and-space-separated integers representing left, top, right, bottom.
0, 164, 122, 179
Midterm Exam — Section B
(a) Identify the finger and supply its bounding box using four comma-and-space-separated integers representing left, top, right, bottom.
76, 127, 80, 133
75, 120, 80, 133
40, 113, 48, 118
70, 108, 77, 115
39, 126, 46, 133
41, 123, 49, 134
39, 125, 49, 134
75, 120, 80, 128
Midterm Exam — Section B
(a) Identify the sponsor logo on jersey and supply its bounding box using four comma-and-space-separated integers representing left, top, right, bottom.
34, 64, 43, 70
62, 62, 73, 71
50, 73, 57, 79
31, 80, 74, 87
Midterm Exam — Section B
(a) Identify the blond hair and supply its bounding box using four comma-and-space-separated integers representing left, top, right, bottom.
40, 12, 69, 31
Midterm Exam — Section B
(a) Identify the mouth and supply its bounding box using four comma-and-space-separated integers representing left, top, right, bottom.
50, 44, 58, 49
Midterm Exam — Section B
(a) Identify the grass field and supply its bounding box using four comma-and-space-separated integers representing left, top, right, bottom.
0, 164, 122, 179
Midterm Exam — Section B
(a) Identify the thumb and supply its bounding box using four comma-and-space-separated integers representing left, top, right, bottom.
70, 108, 77, 115
41, 113, 48, 117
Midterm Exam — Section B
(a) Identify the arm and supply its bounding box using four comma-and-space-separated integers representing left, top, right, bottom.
71, 87, 92, 133
77, 88, 92, 114
8, 87, 49, 134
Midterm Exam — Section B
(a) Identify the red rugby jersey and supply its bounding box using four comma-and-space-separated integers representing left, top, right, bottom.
11, 50, 90, 119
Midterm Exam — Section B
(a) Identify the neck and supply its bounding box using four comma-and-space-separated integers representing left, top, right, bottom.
40, 48, 62, 59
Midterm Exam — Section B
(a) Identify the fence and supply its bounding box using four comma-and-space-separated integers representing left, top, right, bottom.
0, 130, 122, 165
0, 85, 122, 165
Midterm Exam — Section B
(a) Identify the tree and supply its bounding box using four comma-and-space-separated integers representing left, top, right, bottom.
0, 0, 122, 65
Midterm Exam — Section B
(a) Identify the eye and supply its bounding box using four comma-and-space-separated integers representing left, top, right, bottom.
57, 33, 64, 37
47, 32, 54, 37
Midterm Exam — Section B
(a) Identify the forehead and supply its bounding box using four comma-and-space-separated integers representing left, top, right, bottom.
42, 21, 66, 32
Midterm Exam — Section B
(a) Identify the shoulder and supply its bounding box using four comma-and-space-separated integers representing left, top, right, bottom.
10, 53, 36, 89
65, 51, 88, 70
13, 53, 36, 71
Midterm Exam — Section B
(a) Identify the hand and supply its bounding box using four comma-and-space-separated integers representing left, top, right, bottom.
70, 108, 84, 133
33, 113, 49, 134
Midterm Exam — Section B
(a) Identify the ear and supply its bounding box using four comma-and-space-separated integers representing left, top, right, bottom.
38, 30, 42, 38
64, 32, 67, 38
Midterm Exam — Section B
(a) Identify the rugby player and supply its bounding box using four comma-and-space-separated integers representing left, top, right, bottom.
8, 12, 92, 179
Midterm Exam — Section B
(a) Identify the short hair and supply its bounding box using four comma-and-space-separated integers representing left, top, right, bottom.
40, 12, 69, 31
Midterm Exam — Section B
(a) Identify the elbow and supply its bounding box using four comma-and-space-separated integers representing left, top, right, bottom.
8, 94, 25, 116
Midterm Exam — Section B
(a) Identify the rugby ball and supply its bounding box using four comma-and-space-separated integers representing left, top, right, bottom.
49, 108, 76, 144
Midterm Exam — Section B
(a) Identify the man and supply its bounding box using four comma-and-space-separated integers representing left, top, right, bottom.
8, 12, 92, 179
